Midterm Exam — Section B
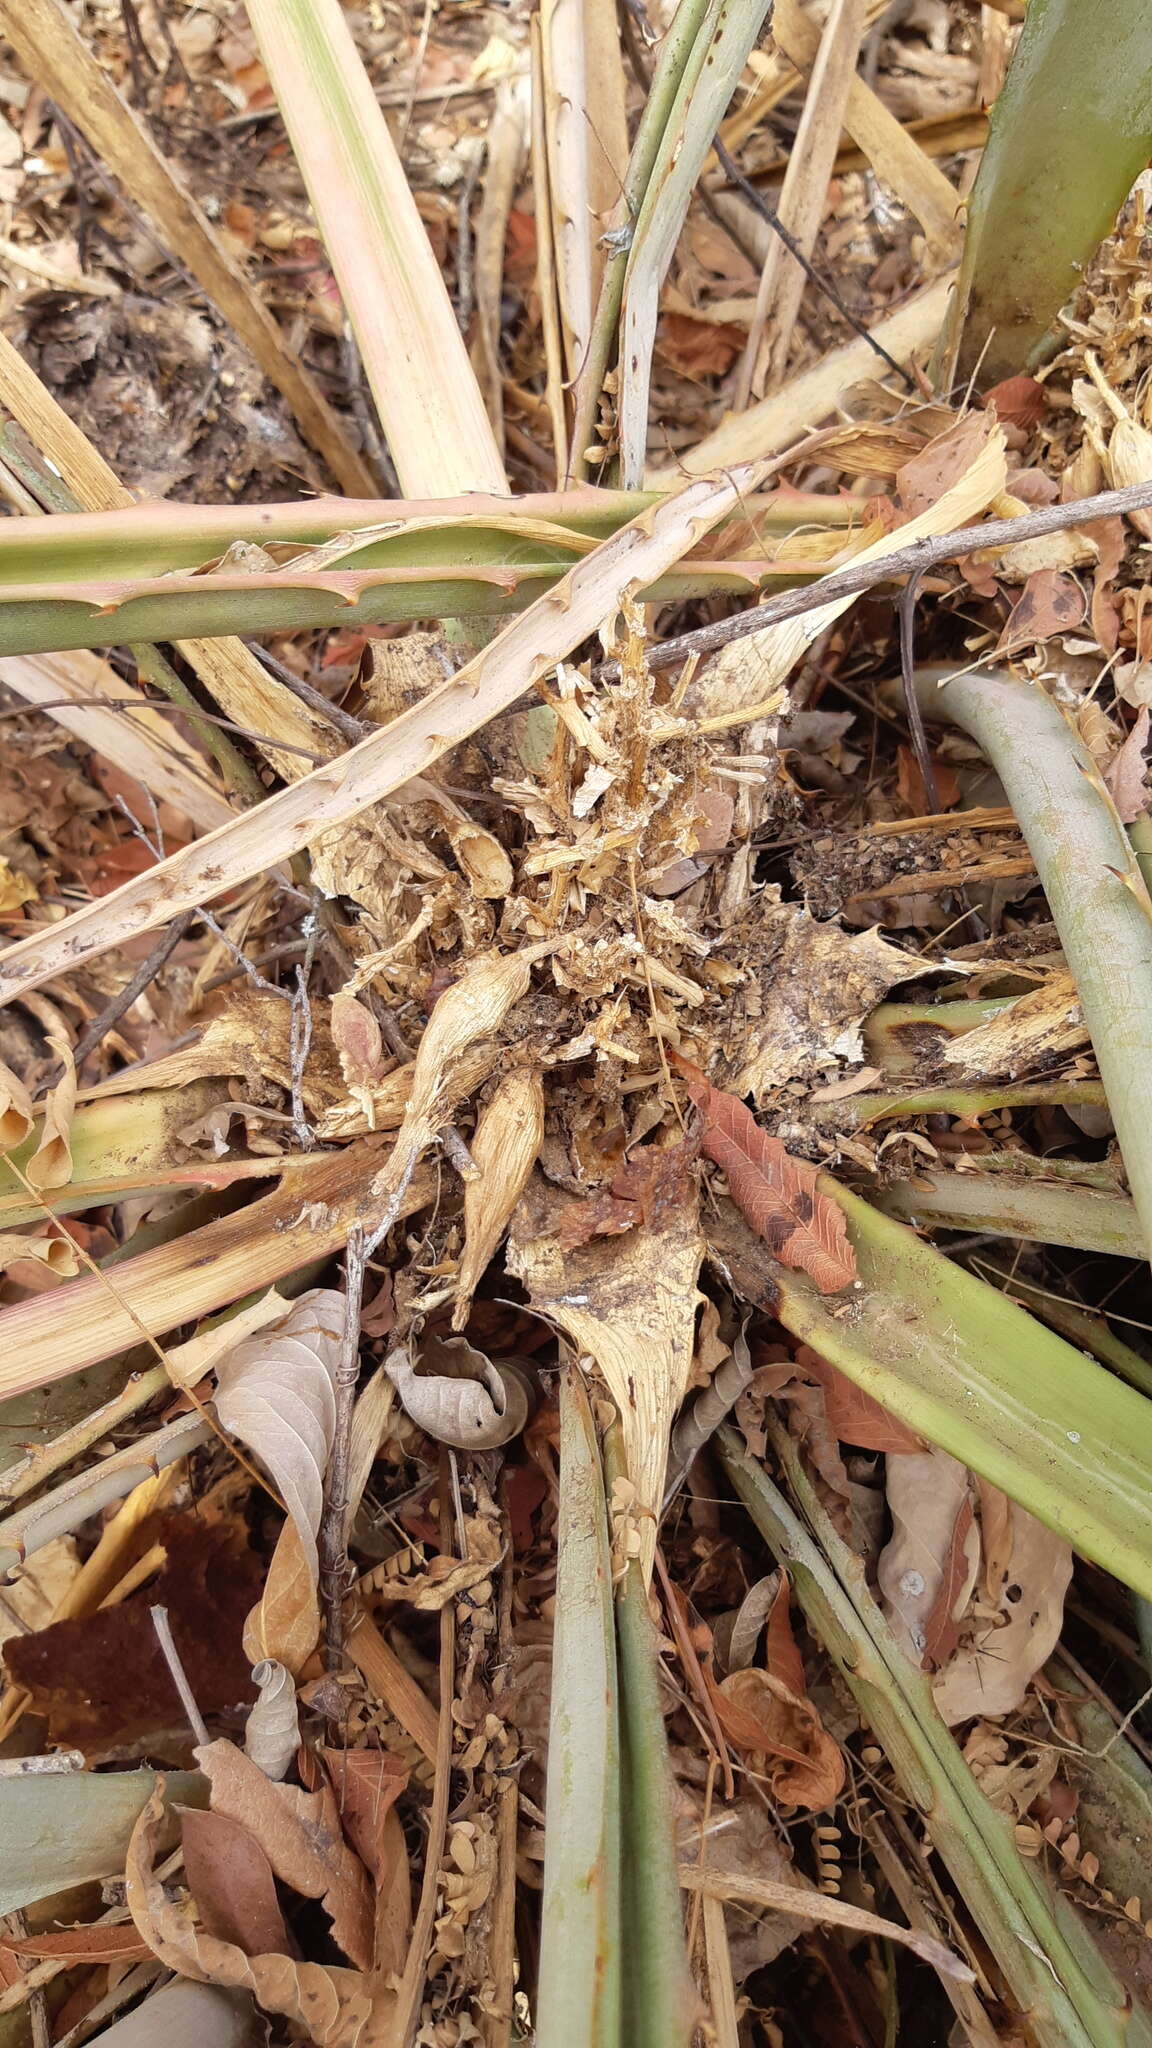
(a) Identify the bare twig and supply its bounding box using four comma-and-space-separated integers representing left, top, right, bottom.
617, 475, 1152, 677
319, 1227, 367, 1670
151, 1603, 210, 1746
43, 911, 196, 1088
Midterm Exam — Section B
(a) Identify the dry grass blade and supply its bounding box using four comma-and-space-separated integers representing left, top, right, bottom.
0, 459, 776, 1005
538, 0, 628, 382
677, 1868, 974, 1981
735, 0, 870, 405
246, 0, 506, 497
0, 0, 373, 497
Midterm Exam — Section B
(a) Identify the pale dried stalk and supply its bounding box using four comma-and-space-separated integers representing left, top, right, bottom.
0, 1142, 430, 1401
538, 0, 628, 378
0, 1414, 210, 1577
0, 0, 373, 496
0, 651, 234, 834
453, 1069, 545, 1328
677, 1868, 973, 1982
246, 0, 506, 498
0, 458, 780, 1006
0, 331, 319, 800
771, 0, 961, 254
734, 0, 870, 405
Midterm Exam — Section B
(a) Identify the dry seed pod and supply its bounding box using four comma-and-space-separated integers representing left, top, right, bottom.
385, 1337, 534, 1450
453, 1068, 545, 1329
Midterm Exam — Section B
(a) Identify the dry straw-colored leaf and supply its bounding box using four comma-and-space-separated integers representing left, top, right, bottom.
214, 1290, 345, 1582
385, 1336, 533, 1450
0, 1231, 79, 1278
508, 1165, 703, 1580
453, 1068, 545, 1329
0, 1060, 33, 1149
243, 1517, 321, 1677
244, 1659, 300, 1782
127, 1786, 393, 2046
26, 1038, 76, 1191
674, 1057, 856, 1293
329, 992, 386, 1093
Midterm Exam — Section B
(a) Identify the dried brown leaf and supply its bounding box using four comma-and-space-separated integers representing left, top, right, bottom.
0, 1923, 153, 1965
554, 1135, 700, 1252
26, 1036, 75, 1190
127, 1785, 393, 2046
214, 1290, 345, 1581
712, 1665, 844, 1811
0, 1229, 79, 1277
932, 1503, 1072, 1726
793, 1345, 924, 1455
181, 1805, 290, 1957
243, 1516, 321, 1676
0, 1058, 33, 1148
385, 1336, 531, 1450
195, 1738, 374, 1970
330, 990, 386, 1092
1104, 706, 1151, 824
879, 1449, 974, 1667
674, 1057, 856, 1292
244, 1658, 299, 1781
453, 1067, 545, 1328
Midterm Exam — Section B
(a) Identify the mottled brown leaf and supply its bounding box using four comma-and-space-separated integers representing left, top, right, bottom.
793, 1345, 924, 1455
673, 1058, 856, 1293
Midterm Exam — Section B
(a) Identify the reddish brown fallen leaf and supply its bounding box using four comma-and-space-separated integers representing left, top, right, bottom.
710, 1665, 844, 1811
895, 743, 960, 816
554, 1135, 699, 1251
322, 1752, 412, 1978
982, 375, 1048, 431
658, 311, 744, 380
196, 1738, 374, 1971
181, 1806, 289, 1959
1104, 705, 1151, 824
671, 1056, 856, 1292
127, 1784, 394, 2047
996, 567, 1086, 654
0, 1924, 153, 1965
763, 1571, 807, 1701
793, 1345, 924, 1455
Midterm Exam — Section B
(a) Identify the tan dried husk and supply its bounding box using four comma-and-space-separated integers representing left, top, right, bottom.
26, 1035, 76, 1190
453, 1067, 546, 1328
0, 1058, 33, 1148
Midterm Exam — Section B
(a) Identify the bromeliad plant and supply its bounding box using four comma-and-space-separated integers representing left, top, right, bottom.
2, 0, 1152, 2038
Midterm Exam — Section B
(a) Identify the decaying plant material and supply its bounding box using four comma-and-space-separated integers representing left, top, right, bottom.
2, 1, 1152, 2044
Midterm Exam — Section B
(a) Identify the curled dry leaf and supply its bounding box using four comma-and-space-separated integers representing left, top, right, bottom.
672, 1055, 856, 1293
385, 1335, 533, 1450
933, 1503, 1072, 1727
711, 1665, 844, 1812
879, 1449, 975, 1668
244, 1659, 299, 1781
214, 1289, 345, 1582
0, 1059, 33, 1148
369, 943, 553, 1210
195, 1738, 374, 1971
452, 1067, 545, 1330
127, 1786, 394, 2047
0, 1230, 79, 1277
26, 1037, 76, 1191
1104, 705, 1151, 824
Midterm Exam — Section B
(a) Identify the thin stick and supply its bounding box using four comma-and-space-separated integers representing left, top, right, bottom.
393, 1456, 457, 2046
617, 475, 1152, 676
319, 1227, 367, 1670
44, 911, 196, 1086
151, 1603, 210, 1746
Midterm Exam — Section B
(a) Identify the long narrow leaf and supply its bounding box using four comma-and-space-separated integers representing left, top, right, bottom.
246, 0, 506, 497
537, 1370, 621, 2048
713, 1187, 1152, 1601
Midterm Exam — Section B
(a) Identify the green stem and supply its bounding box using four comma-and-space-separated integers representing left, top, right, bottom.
537, 1370, 621, 2048
808, 1078, 1108, 1132
917, 665, 1152, 1266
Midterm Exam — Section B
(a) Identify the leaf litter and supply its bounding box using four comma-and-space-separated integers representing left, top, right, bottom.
0, 1, 1151, 2042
